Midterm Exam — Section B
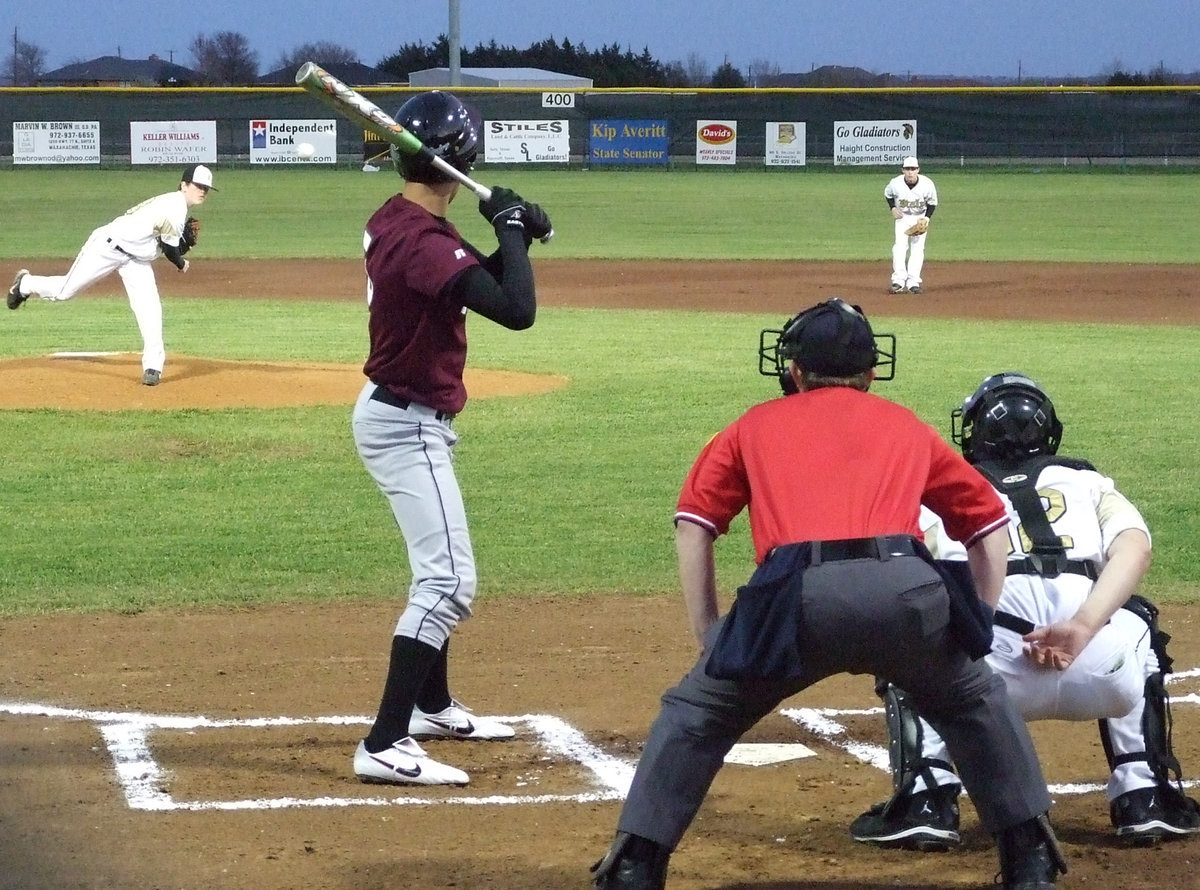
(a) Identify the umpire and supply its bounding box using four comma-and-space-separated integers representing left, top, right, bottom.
591, 299, 1066, 890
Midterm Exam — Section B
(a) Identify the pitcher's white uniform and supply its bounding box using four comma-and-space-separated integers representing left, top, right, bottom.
884, 162, 938, 292
11, 165, 213, 382
917, 463, 1157, 802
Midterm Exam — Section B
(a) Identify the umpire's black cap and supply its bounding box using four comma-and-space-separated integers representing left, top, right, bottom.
779, 298, 878, 375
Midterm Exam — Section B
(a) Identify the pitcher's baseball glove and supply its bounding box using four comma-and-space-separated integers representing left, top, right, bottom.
181, 216, 200, 249
904, 217, 929, 236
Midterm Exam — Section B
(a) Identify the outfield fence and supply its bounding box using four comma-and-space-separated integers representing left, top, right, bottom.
3, 85, 1200, 169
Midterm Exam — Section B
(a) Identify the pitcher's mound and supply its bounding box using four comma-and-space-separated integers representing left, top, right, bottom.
0, 353, 567, 411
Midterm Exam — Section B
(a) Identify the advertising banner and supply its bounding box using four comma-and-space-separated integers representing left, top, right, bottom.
833, 120, 917, 166
250, 119, 338, 164
696, 120, 737, 165
130, 121, 217, 165
588, 119, 669, 165
483, 120, 570, 163
12, 121, 100, 165
764, 122, 807, 166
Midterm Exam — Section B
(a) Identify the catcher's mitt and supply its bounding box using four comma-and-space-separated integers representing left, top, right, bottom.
181, 216, 200, 249
904, 217, 929, 236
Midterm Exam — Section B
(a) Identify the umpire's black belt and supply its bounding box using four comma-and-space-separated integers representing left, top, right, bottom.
1005, 556, 1099, 581
369, 384, 455, 422
809, 534, 920, 565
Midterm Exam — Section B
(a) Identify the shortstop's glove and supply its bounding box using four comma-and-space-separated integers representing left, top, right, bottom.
904, 217, 929, 236
479, 187, 526, 232
181, 216, 200, 250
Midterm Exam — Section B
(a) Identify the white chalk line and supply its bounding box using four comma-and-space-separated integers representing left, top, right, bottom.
2, 666, 1198, 811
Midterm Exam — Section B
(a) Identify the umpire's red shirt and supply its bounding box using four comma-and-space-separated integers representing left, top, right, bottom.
675, 387, 1007, 563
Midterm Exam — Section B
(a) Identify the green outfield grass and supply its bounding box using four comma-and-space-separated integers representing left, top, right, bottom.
0, 167, 1197, 616
3, 166, 1200, 262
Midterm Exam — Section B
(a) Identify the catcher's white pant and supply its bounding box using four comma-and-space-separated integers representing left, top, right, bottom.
351, 382, 475, 650
916, 607, 1156, 800
20, 229, 166, 373
891, 216, 928, 289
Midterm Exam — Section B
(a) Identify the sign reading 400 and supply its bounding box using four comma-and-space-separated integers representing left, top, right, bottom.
541, 92, 576, 108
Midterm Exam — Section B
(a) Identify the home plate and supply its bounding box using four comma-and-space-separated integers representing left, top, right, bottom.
724, 743, 816, 766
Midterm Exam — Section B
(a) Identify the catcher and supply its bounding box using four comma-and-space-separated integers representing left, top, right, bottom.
7, 164, 215, 386
884, 157, 937, 294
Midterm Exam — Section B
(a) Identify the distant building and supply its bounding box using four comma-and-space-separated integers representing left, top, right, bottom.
257, 61, 394, 86
409, 67, 592, 89
37, 55, 201, 87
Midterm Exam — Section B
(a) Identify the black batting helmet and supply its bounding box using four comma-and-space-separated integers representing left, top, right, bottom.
759, 298, 895, 393
952, 372, 1063, 464
391, 90, 478, 183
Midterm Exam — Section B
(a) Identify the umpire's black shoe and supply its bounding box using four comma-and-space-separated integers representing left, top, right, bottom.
7, 269, 29, 309
850, 783, 961, 851
591, 832, 669, 889
996, 814, 1067, 890
1111, 784, 1200, 844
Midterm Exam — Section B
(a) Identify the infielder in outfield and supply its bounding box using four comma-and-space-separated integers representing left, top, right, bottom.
852, 372, 1200, 851
884, 156, 937, 294
350, 90, 552, 786
6, 164, 214, 386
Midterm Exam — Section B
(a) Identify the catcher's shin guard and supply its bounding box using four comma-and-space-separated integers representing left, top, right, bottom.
590, 832, 669, 890
879, 679, 955, 795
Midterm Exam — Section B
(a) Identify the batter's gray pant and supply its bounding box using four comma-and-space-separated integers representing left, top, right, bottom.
352, 382, 475, 648
616, 554, 1052, 848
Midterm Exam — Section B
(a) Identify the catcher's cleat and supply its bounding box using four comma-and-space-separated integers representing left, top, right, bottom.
142, 369, 162, 386
850, 784, 961, 851
7, 269, 29, 310
889, 282, 904, 293
1111, 785, 1200, 845
408, 700, 515, 741
353, 738, 469, 786
907, 285, 923, 294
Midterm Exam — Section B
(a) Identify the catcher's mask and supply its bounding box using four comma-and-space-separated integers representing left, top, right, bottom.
758, 298, 896, 394
952, 372, 1063, 464
391, 90, 479, 183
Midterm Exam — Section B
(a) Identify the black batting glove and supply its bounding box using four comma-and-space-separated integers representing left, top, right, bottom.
522, 202, 553, 240
479, 186, 526, 232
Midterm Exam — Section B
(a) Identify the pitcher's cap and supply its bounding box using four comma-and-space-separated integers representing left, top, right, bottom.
181, 164, 217, 191
902, 157, 920, 169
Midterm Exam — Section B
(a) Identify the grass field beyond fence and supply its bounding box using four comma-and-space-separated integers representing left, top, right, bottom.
0, 167, 1197, 615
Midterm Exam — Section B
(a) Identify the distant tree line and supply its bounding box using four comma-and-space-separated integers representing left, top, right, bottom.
2, 29, 1194, 89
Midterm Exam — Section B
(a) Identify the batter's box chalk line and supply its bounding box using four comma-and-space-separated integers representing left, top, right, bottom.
2, 668, 1197, 811
0, 703, 632, 811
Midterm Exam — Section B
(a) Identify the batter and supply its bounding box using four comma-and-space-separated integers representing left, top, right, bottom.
7, 164, 214, 386
884, 156, 938, 294
349, 90, 552, 787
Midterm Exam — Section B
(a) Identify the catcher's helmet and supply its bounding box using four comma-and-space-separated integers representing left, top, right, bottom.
952, 372, 1063, 464
391, 90, 478, 183
759, 298, 895, 393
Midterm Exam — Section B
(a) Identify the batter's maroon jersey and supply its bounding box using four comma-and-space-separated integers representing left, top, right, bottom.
362, 196, 480, 415
675, 387, 1007, 563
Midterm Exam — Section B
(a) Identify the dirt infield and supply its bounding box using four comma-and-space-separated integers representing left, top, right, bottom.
2, 258, 1199, 890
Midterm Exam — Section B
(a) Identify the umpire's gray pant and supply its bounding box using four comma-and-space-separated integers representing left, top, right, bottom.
616, 554, 1051, 848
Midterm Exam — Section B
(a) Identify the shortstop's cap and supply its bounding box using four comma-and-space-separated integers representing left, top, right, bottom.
181, 163, 217, 191
902, 156, 920, 168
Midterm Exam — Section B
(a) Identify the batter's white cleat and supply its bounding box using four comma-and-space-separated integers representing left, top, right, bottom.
353, 737, 469, 786
409, 700, 516, 741
7, 269, 29, 310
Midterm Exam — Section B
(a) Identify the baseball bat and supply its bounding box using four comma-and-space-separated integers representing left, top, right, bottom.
295, 61, 553, 242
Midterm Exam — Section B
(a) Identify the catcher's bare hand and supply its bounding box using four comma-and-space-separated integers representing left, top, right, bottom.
1022, 618, 1094, 671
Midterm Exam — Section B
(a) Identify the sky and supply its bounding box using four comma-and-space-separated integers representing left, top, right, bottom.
7, 0, 1199, 79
